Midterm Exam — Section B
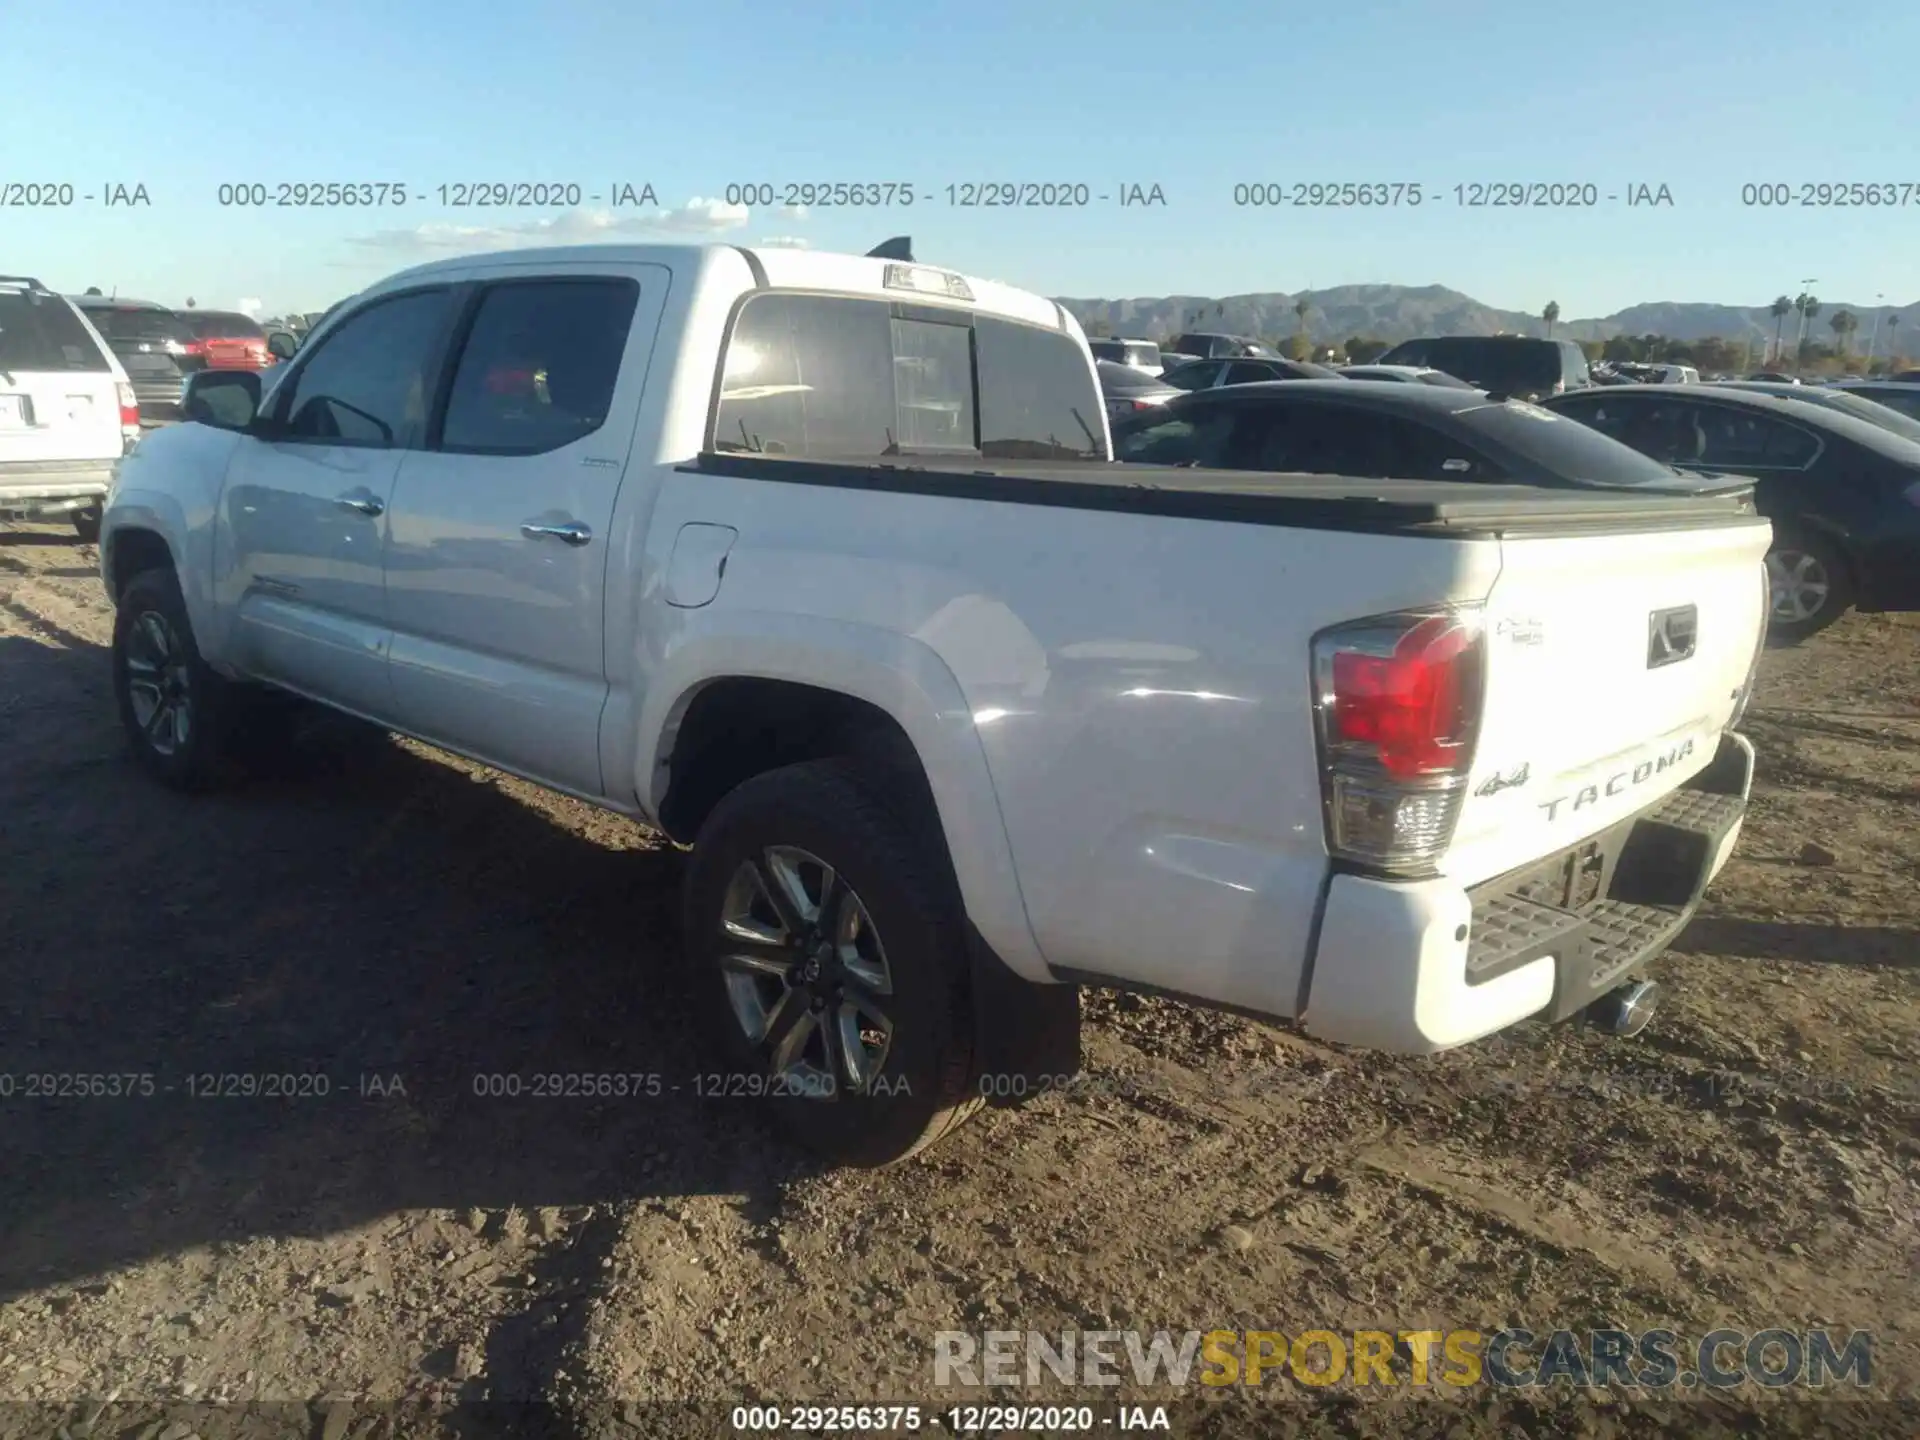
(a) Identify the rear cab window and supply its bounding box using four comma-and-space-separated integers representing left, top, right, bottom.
713, 292, 1106, 462
0, 292, 113, 372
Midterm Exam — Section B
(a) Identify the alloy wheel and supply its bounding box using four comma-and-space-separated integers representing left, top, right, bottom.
716, 846, 895, 1098
122, 609, 194, 756
1767, 549, 1831, 624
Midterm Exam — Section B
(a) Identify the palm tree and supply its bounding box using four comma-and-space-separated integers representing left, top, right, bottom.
1293, 296, 1310, 339
1769, 295, 1793, 363
1542, 301, 1560, 338
1829, 309, 1858, 359
1888, 313, 1902, 366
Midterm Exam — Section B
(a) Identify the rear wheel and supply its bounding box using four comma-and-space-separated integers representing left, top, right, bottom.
1766, 530, 1853, 643
683, 758, 983, 1166
72, 505, 102, 544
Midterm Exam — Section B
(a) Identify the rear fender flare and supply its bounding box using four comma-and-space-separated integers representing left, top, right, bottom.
636, 612, 1051, 982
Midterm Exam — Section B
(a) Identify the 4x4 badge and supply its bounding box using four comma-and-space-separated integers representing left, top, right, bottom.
1475, 763, 1531, 797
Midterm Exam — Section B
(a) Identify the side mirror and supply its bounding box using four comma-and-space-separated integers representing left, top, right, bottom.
266, 330, 298, 361
183, 369, 263, 431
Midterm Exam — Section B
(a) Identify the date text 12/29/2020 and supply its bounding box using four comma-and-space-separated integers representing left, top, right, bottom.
1230, 181, 1676, 208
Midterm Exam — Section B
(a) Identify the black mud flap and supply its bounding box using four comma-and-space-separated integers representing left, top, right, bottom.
966, 925, 1081, 1107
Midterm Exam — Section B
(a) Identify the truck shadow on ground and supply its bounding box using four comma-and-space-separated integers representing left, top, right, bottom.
1679, 915, 1917, 971
0, 632, 822, 1299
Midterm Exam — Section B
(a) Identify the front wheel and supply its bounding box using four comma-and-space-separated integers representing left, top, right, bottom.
1766, 530, 1853, 644
682, 758, 983, 1166
112, 567, 298, 789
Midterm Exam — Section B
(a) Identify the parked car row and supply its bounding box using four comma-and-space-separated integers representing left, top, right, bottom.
0, 273, 327, 536
1106, 345, 1920, 640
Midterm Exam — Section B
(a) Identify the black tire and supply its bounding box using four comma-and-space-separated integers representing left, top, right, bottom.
112, 566, 293, 790
682, 758, 983, 1166
72, 506, 102, 544
1766, 529, 1854, 644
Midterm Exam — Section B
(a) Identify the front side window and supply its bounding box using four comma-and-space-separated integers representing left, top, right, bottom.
1113, 405, 1237, 466
712, 295, 1102, 462
1692, 406, 1820, 470
1226, 403, 1380, 475
279, 288, 455, 447
440, 279, 639, 455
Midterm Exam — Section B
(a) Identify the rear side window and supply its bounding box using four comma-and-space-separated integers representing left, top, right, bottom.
0, 293, 111, 372
1087, 340, 1126, 362
439, 278, 639, 455
713, 294, 1101, 462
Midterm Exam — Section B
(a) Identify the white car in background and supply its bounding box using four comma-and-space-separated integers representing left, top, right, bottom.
0, 274, 141, 541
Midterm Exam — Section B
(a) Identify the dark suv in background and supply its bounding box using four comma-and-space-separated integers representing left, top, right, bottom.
1376, 335, 1591, 400
69, 296, 193, 420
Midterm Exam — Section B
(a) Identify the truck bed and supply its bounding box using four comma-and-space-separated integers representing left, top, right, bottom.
688, 452, 1761, 539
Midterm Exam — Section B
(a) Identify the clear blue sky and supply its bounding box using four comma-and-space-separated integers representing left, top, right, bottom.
2, 0, 1908, 318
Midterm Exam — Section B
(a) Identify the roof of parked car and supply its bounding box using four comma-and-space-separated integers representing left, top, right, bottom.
69, 295, 169, 309
1168, 377, 1490, 414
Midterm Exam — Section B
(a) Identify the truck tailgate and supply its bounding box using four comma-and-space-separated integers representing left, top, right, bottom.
1445, 516, 1771, 882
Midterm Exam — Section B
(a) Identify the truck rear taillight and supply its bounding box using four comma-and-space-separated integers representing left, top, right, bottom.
116, 381, 139, 430
1311, 607, 1486, 876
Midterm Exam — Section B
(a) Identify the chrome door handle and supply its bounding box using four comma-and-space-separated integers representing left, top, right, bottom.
335, 491, 384, 516
521, 521, 592, 546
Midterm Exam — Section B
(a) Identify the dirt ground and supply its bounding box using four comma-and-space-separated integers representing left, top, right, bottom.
0, 518, 1914, 1439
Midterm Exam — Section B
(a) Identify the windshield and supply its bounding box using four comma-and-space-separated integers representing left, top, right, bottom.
1380, 337, 1564, 391
1807, 390, 1920, 443
186, 312, 266, 339
0, 292, 112, 372
1462, 399, 1693, 486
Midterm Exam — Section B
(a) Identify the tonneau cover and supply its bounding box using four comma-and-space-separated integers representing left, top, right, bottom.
689, 452, 1762, 539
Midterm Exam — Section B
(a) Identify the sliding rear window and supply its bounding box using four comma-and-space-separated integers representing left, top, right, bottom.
712, 292, 1105, 462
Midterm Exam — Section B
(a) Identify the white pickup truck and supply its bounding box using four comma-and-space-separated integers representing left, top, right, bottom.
99, 241, 1771, 1164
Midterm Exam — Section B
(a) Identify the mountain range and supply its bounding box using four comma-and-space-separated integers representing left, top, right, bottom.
1052, 285, 1918, 348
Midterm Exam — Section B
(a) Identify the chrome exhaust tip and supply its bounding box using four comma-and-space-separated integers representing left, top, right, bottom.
1586, 979, 1660, 1037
